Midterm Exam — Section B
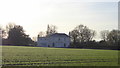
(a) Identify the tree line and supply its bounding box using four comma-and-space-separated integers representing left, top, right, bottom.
0, 23, 34, 46
0, 23, 119, 50
69, 25, 119, 50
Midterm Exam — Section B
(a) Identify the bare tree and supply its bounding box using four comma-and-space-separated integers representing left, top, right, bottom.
6, 23, 15, 32
100, 30, 109, 41
69, 24, 96, 47
74, 24, 96, 42
38, 31, 45, 37
32, 37, 37, 42
69, 30, 79, 44
0, 27, 2, 38
46, 24, 57, 35
0, 26, 6, 38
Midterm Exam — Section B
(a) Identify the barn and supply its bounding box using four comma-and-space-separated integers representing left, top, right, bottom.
37, 33, 70, 48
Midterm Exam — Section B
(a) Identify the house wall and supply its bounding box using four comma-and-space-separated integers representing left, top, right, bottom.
37, 37, 48, 47
37, 36, 70, 48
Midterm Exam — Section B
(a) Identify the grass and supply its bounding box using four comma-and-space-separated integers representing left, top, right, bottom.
1, 46, 119, 66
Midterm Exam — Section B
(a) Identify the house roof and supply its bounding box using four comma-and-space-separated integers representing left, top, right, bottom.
46, 33, 69, 37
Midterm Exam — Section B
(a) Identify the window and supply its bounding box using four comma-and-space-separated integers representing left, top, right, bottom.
58, 38, 60, 40
64, 43, 66, 47
53, 43, 55, 47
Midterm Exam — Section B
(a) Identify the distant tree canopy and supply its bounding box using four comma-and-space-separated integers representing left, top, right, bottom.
46, 24, 57, 35
100, 30, 109, 41
69, 24, 96, 47
99, 29, 120, 50
100, 30, 120, 46
6, 23, 34, 46
0, 26, 4, 45
107, 30, 120, 46
0, 26, 7, 39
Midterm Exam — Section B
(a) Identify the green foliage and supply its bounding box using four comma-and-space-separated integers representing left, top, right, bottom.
7, 25, 34, 46
2, 46, 118, 66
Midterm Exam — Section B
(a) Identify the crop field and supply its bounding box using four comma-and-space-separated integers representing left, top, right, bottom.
1, 46, 119, 66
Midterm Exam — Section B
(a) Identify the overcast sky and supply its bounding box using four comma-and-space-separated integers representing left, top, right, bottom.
0, 0, 118, 41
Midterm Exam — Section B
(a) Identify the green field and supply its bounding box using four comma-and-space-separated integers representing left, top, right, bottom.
1, 46, 119, 66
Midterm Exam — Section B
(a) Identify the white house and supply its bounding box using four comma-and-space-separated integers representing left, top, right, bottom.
37, 33, 70, 48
